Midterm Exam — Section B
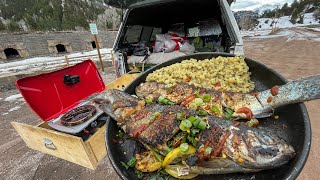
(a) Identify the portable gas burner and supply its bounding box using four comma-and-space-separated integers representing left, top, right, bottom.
48, 98, 105, 134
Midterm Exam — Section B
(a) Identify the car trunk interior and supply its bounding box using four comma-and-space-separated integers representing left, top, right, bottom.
116, 0, 232, 62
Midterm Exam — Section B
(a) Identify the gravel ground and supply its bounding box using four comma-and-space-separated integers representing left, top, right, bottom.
0, 27, 319, 180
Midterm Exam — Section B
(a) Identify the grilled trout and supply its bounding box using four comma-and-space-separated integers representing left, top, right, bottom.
97, 89, 296, 175
136, 75, 320, 119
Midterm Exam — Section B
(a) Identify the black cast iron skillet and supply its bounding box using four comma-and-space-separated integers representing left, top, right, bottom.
105, 52, 311, 180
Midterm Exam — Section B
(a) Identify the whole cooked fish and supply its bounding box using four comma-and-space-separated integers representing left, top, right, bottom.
136, 75, 320, 119
97, 89, 296, 175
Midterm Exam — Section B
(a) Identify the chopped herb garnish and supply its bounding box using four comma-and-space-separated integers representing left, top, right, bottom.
180, 143, 189, 153
198, 121, 208, 130
192, 118, 201, 127
177, 111, 187, 120
120, 161, 129, 169
116, 130, 124, 139
180, 120, 192, 131
127, 157, 137, 167
204, 147, 212, 155
210, 105, 220, 114
151, 112, 161, 123
146, 99, 154, 105
194, 98, 204, 106
224, 107, 234, 119
190, 128, 200, 136
188, 116, 197, 123
202, 94, 211, 103
197, 110, 208, 116
134, 168, 144, 179
158, 96, 175, 105
187, 135, 198, 147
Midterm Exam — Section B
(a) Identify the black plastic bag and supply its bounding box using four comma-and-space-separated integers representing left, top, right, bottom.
133, 42, 149, 56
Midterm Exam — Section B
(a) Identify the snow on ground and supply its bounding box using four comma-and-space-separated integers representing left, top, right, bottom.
0, 48, 112, 77
241, 13, 320, 41
4, 94, 22, 102
8, 106, 20, 112
2, 112, 9, 115
255, 13, 319, 30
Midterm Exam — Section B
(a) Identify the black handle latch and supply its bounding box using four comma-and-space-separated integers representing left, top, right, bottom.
63, 74, 80, 85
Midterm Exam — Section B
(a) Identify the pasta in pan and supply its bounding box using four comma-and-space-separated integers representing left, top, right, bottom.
146, 56, 255, 93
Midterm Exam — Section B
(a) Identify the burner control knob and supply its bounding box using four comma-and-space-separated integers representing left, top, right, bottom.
91, 121, 98, 128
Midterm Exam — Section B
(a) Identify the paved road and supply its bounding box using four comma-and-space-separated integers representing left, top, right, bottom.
0, 31, 319, 180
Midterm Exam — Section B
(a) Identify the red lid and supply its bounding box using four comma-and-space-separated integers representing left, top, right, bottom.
16, 60, 105, 121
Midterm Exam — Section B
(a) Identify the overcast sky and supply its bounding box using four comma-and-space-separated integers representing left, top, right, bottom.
231, 0, 294, 11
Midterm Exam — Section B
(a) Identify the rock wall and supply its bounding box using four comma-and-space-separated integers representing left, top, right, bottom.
0, 31, 117, 61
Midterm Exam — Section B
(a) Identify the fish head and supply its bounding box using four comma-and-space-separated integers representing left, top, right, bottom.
225, 129, 296, 169
95, 89, 145, 125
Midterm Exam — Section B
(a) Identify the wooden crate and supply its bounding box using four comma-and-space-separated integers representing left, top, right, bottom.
11, 122, 106, 170
106, 73, 139, 90
11, 73, 139, 169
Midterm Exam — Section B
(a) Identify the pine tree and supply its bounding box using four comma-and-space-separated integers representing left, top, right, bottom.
290, 8, 299, 24
0, 20, 6, 31
7, 21, 21, 32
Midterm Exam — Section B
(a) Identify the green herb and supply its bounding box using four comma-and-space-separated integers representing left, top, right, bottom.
194, 91, 201, 98
127, 157, 137, 167
190, 128, 200, 136
247, 119, 259, 127
210, 105, 220, 114
202, 94, 211, 103
181, 132, 188, 144
116, 130, 124, 139
120, 161, 129, 169
224, 107, 234, 119
225, 108, 233, 114
151, 112, 161, 123
189, 103, 198, 110
180, 143, 189, 153
134, 168, 144, 179
150, 175, 157, 180
180, 120, 192, 131
204, 147, 212, 155
194, 98, 204, 106
198, 121, 207, 130
192, 118, 201, 127
158, 96, 175, 105
167, 140, 173, 148
165, 84, 174, 92
149, 146, 163, 162
188, 116, 197, 123
197, 110, 208, 116
146, 99, 154, 105
187, 135, 198, 147
158, 169, 169, 175
177, 111, 187, 120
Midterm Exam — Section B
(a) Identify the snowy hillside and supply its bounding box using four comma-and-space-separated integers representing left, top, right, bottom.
254, 4, 281, 15
254, 13, 319, 30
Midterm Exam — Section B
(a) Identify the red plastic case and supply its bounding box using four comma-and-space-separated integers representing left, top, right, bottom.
16, 60, 105, 121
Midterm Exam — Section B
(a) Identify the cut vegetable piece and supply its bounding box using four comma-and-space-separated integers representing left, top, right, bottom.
162, 145, 196, 167
164, 165, 199, 179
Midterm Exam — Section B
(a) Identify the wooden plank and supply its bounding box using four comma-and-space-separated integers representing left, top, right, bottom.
106, 74, 139, 90
11, 122, 95, 169
85, 125, 107, 168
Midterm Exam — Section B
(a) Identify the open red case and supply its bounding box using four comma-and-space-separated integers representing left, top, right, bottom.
16, 60, 106, 134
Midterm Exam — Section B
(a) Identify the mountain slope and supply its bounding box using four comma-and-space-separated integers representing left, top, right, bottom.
0, 0, 121, 32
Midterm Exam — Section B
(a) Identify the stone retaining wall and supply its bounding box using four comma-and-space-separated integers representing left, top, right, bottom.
0, 31, 117, 61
